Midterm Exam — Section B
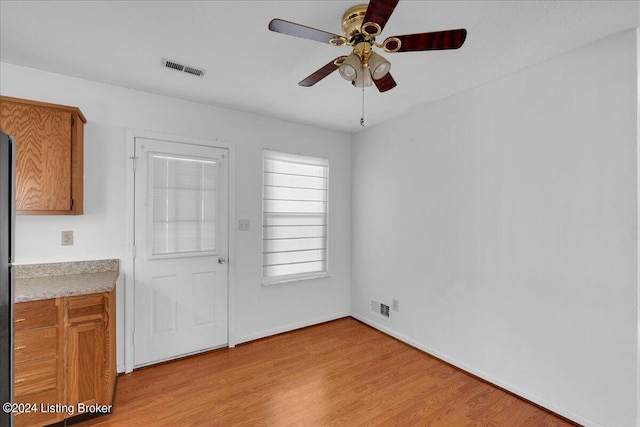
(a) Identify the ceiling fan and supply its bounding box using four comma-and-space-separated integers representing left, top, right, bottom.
268, 0, 467, 92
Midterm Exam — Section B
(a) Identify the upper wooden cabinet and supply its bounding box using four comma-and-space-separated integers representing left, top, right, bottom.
0, 96, 85, 215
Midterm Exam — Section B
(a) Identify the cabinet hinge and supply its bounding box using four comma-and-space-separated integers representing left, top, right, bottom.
132, 245, 136, 259
71, 116, 74, 126
130, 156, 138, 171
70, 198, 74, 209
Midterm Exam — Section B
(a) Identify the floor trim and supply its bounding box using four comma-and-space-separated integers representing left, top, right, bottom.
350, 313, 591, 427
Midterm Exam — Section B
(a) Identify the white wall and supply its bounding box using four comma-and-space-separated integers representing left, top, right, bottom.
636, 27, 640, 427
351, 30, 638, 427
2, 27, 637, 427
1, 62, 351, 367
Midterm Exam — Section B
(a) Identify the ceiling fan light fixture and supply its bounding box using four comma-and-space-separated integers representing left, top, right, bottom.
329, 36, 347, 47
382, 37, 402, 53
361, 21, 382, 37
338, 53, 361, 81
368, 52, 391, 80
268, 0, 468, 94
353, 66, 373, 88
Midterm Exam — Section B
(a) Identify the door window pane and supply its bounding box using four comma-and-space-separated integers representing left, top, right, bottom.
151, 154, 217, 255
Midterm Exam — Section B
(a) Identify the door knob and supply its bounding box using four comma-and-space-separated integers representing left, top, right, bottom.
218, 257, 227, 264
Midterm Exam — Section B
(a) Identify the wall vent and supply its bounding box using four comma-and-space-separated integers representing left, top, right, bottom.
183, 66, 205, 77
380, 303, 389, 317
161, 58, 206, 78
380, 303, 390, 318
371, 300, 390, 319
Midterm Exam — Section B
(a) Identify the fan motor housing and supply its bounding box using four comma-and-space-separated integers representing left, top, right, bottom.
341, 4, 368, 38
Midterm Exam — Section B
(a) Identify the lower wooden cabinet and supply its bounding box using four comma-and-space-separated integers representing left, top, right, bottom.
14, 288, 115, 427
65, 291, 116, 409
13, 299, 64, 427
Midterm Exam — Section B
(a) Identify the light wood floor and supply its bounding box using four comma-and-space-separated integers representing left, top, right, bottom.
74, 317, 576, 426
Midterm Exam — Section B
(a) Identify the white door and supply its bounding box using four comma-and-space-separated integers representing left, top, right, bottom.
133, 137, 228, 367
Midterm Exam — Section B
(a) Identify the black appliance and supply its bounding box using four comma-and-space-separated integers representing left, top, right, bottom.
0, 130, 15, 426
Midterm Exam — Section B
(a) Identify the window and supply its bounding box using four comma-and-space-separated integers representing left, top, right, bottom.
151, 154, 218, 256
262, 150, 329, 284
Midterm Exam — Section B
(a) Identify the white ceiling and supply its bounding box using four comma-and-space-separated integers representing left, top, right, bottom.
1, 1, 639, 133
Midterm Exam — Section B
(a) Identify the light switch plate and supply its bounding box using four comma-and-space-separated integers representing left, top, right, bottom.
238, 220, 250, 231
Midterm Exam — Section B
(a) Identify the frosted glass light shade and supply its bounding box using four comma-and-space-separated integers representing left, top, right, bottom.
368, 52, 391, 80
353, 67, 373, 87
339, 53, 361, 81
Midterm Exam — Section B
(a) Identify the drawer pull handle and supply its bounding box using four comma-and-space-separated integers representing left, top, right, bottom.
14, 318, 25, 323
14, 346, 25, 350
14, 378, 25, 384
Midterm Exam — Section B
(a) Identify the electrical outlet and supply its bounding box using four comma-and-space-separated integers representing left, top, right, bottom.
61, 230, 74, 246
238, 219, 250, 231
392, 299, 399, 312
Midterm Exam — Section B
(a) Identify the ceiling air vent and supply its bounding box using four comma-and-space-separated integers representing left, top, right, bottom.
161, 58, 206, 78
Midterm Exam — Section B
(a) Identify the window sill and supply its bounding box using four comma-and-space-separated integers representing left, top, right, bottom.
261, 273, 330, 286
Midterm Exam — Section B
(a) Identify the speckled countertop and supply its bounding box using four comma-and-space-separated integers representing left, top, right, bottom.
14, 259, 119, 303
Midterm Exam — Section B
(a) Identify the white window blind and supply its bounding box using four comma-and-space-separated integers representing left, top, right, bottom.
152, 154, 218, 256
262, 150, 329, 283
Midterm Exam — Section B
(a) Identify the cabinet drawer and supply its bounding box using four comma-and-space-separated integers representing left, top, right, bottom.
15, 327, 57, 364
66, 294, 105, 324
14, 358, 57, 396
14, 389, 64, 427
14, 299, 58, 331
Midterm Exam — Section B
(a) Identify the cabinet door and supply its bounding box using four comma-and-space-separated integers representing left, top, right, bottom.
0, 101, 72, 211
66, 320, 105, 407
14, 299, 64, 427
65, 293, 106, 407
0, 96, 85, 215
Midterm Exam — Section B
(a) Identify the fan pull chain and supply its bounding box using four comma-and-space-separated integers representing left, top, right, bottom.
360, 86, 365, 127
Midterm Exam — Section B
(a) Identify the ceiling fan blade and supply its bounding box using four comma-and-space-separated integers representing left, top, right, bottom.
298, 57, 345, 87
269, 19, 342, 45
373, 73, 397, 92
390, 29, 467, 52
362, 0, 399, 34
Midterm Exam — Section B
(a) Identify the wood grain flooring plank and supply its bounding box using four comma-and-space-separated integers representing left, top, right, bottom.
73, 318, 577, 427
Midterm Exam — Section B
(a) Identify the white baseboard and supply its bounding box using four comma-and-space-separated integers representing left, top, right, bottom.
350, 313, 600, 427
234, 311, 350, 345
115, 310, 606, 427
